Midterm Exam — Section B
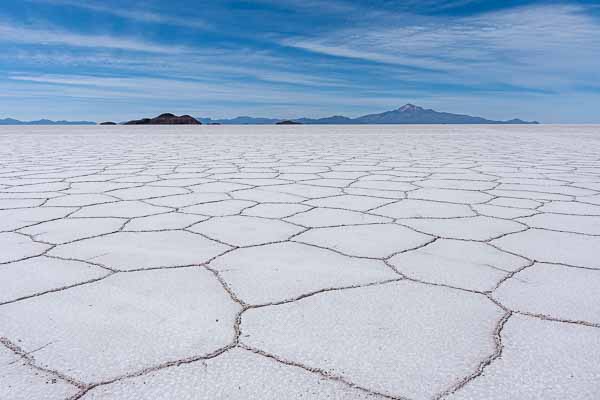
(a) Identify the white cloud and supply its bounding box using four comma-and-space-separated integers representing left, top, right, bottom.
3, 39, 355, 90
27, 0, 209, 29
280, 5, 600, 89
252, 0, 358, 14
3, 2, 599, 122
0, 21, 187, 53
4, 73, 401, 110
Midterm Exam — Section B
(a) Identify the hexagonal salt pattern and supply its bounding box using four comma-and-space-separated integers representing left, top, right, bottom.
70, 200, 170, 218
408, 187, 493, 204
492, 229, 600, 269
49, 231, 230, 271
243, 202, 311, 218
82, 348, 380, 400
0, 344, 79, 400
241, 281, 505, 399
389, 239, 530, 292
0, 256, 109, 304
209, 242, 397, 304
372, 199, 475, 218
182, 199, 256, 216
494, 263, 600, 324
446, 315, 600, 400
0, 207, 76, 231
189, 215, 304, 246
285, 207, 391, 227
399, 216, 525, 241
0, 232, 50, 264
1, 125, 600, 398
516, 213, 600, 235
122, 212, 208, 231
0, 268, 241, 382
19, 217, 124, 244
294, 224, 434, 258
306, 194, 393, 212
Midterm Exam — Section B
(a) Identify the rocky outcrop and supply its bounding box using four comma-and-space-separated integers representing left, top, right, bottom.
125, 113, 201, 125
100, 122, 117, 125
276, 120, 302, 125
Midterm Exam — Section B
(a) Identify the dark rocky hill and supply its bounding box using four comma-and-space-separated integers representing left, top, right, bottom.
125, 113, 201, 125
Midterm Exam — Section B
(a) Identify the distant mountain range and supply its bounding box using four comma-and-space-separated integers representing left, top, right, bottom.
199, 104, 538, 125
1, 104, 539, 125
198, 116, 280, 125
0, 118, 96, 125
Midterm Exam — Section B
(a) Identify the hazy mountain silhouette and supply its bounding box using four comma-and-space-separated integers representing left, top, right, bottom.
198, 116, 281, 125
0, 118, 96, 125
197, 104, 538, 125
1, 105, 538, 126
351, 104, 537, 124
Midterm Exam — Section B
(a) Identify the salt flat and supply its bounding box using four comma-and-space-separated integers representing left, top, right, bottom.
1, 125, 599, 399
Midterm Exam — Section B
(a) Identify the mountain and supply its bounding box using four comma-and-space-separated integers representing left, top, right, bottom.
350, 104, 536, 124
125, 113, 201, 125
0, 118, 96, 125
296, 115, 354, 124
197, 104, 538, 125
198, 116, 281, 125
504, 118, 535, 124
1, 105, 538, 126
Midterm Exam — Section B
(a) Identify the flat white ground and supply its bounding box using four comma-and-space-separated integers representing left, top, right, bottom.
1, 125, 599, 399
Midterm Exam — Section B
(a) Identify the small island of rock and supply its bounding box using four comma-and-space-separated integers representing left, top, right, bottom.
276, 120, 302, 125
125, 113, 201, 125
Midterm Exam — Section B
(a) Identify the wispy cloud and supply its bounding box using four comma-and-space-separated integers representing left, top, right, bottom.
2, 1, 600, 122
0, 21, 187, 53
3, 73, 404, 112
4, 46, 352, 90
253, 0, 359, 14
281, 5, 600, 89
27, 0, 210, 29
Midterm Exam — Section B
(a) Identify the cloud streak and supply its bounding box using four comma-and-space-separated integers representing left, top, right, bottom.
0, 21, 187, 53
3, 73, 408, 115
281, 5, 600, 89
27, 0, 210, 29
2, 1, 600, 122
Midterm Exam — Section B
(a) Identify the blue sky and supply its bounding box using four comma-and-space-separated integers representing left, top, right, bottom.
1, 0, 599, 122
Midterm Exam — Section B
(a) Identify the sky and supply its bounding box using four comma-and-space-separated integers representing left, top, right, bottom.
1, 0, 599, 123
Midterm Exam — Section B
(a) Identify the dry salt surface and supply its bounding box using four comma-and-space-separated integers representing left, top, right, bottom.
1, 124, 600, 400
